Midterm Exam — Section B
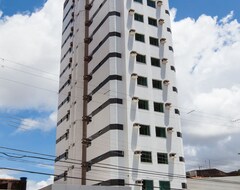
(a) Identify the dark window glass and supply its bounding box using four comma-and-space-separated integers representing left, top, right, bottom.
143, 180, 154, 190
165, 10, 170, 15
173, 86, 178, 93
182, 183, 187, 189
147, 0, 155, 8
153, 79, 162, 89
138, 100, 149, 110
159, 181, 171, 190
134, 0, 143, 3
157, 153, 168, 164
179, 157, 185, 162
155, 127, 166, 138
169, 46, 174, 51
177, 132, 182, 138
135, 33, 145, 42
170, 65, 175, 71
167, 27, 172, 33
134, 13, 144, 22
136, 54, 146, 63
175, 109, 180, 115
137, 76, 148, 86
149, 37, 159, 46
139, 124, 150, 136
148, 17, 157, 26
154, 102, 164, 112
151, 57, 160, 67
141, 151, 152, 163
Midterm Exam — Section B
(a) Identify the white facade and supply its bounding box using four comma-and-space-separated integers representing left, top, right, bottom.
55, 0, 186, 189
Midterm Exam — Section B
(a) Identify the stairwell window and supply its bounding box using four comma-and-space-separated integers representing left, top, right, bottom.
137, 76, 148, 86
151, 57, 160, 67
154, 102, 164, 113
135, 33, 145, 42
141, 151, 152, 163
148, 17, 157, 26
157, 153, 168, 164
149, 37, 159, 46
139, 124, 151, 136
136, 54, 146, 63
134, 13, 144, 22
138, 99, 149, 110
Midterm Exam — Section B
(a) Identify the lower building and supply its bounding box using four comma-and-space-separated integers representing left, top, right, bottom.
0, 177, 27, 190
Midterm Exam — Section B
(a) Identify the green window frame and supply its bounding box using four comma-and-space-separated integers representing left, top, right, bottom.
151, 57, 160, 67
134, 13, 144, 22
148, 17, 157, 26
136, 54, 146, 63
149, 37, 159, 46
135, 33, 145, 42
159, 181, 170, 190
143, 180, 154, 190
155, 127, 166, 138
137, 76, 148, 86
139, 124, 150, 136
154, 102, 164, 113
138, 100, 149, 110
141, 151, 152, 163
152, 79, 162, 89
157, 153, 168, 164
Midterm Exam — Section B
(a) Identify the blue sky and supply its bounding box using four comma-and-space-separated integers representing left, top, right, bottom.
0, 0, 240, 189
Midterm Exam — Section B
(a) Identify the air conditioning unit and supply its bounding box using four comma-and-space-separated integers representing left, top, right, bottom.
130, 51, 137, 57
129, 29, 136, 35
129, 9, 135, 16
169, 153, 177, 158
135, 180, 143, 186
131, 73, 138, 79
133, 123, 141, 129
157, 1, 163, 6
158, 18, 165, 25
162, 58, 168, 64
165, 103, 172, 109
134, 150, 142, 156
163, 80, 170, 86
167, 127, 174, 132
132, 97, 139, 103
160, 38, 166, 44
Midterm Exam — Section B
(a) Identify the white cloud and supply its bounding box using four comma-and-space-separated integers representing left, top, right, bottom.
16, 111, 57, 132
172, 10, 240, 171
0, 170, 16, 179
27, 176, 53, 190
0, 0, 65, 111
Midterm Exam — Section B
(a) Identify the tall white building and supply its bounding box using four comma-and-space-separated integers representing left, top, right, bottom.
55, 0, 187, 189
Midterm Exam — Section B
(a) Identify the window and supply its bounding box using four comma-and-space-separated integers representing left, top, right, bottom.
154, 102, 164, 113
182, 183, 187, 189
149, 37, 159, 46
147, 0, 155, 8
138, 100, 149, 110
170, 65, 175, 71
165, 10, 170, 15
175, 109, 180, 115
141, 151, 152, 163
135, 33, 145, 42
155, 127, 166, 138
134, 13, 144, 22
136, 54, 146, 63
151, 57, 160, 67
143, 180, 153, 190
134, 0, 142, 3
179, 156, 185, 162
159, 181, 170, 190
169, 46, 174, 51
172, 86, 178, 93
177, 132, 182, 138
137, 76, 148, 86
167, 27, 172, 33
148, 17, 157, 26
139, 124, 150, 136
157, 153, 168, 164
152, 79, 162, 89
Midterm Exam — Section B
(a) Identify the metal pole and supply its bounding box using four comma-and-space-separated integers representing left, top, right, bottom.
82, 0, 90, 185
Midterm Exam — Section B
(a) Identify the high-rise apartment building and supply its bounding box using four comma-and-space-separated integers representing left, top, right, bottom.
55, 0, 187, 189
